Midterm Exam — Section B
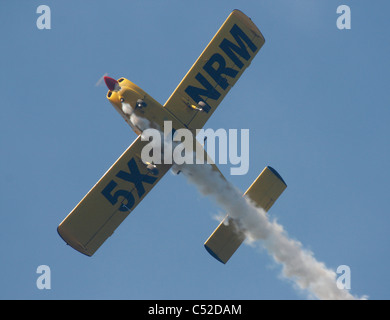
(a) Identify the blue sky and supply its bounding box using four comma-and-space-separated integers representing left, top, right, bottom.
1, 0, 389, 299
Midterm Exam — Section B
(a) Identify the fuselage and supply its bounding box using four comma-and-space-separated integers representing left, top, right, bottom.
106, 77, 183, 135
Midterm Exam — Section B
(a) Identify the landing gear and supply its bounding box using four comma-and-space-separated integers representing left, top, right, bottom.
136, 99, 147, 109
171, 166, 181, 175
188, 100, 206, 112
197, 101, 206, 111
146, 162, 159, 176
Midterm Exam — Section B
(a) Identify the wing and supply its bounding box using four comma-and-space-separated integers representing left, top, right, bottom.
204, 166, 287, 264
163, 9, 265, 130
58, 136, 171, 256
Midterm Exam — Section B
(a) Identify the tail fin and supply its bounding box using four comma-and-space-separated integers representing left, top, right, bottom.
204, 166, 287, 264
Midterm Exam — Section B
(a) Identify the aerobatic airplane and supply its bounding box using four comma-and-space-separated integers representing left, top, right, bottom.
58, 10, 287, 264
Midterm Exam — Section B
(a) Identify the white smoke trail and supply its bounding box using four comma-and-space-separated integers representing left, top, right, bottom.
125, 110, 365, 299
175, 161, 365, 300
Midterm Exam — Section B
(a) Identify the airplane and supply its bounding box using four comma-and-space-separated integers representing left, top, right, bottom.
57, 9, 287, 264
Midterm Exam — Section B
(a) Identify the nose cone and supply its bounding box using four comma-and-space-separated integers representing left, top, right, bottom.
104, 76, 118, 91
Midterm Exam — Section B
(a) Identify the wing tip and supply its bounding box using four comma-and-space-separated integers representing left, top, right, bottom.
204, 244, 227, 264
57, 225, 93, 257
267, 166, 287, 187
230, 9, 265, 42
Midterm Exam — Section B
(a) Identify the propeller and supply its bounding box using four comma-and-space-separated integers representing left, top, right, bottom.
104, 76, 120, 91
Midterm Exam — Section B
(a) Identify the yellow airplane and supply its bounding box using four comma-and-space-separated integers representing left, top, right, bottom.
58, 10, 287, 264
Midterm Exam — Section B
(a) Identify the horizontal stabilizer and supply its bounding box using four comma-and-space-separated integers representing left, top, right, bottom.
204, 166, 287, 264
